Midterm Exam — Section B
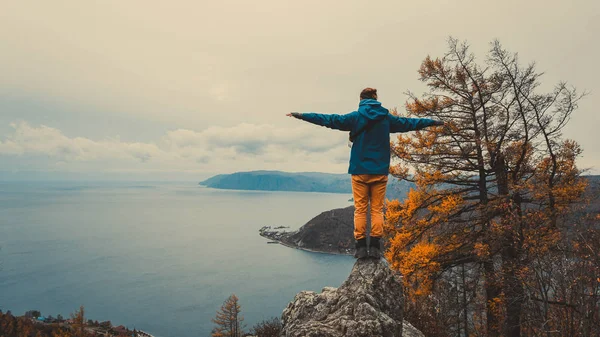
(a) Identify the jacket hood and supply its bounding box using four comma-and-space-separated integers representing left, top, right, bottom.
358, 99, 389, 120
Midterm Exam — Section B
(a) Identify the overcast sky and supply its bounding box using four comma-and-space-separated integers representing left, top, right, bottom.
1, 0, 598, 180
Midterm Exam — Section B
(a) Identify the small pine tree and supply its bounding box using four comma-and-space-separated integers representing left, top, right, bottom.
211, 294, 244, 337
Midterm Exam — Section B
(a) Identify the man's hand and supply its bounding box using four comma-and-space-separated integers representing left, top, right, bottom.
432, 120, 445, 126
287, 112, 302, 119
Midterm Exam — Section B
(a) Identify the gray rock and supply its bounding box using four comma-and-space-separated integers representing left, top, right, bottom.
286, 207, 356, 254
281, 258, 424, 337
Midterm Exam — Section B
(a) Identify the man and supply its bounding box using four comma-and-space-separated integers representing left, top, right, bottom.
287, 88, 443, 259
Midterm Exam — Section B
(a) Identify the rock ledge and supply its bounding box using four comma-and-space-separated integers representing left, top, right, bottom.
281, 258, 424, 337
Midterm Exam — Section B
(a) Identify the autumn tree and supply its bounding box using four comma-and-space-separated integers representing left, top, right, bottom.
385, 38, 589, 337
524, 181, 600, 336
70, 306, 86, 337
51, 329, 74, 337
0, 309, 78, 337
211, 294, 244, 337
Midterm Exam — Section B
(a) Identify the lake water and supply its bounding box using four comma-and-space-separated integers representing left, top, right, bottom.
0, 181, 355, 336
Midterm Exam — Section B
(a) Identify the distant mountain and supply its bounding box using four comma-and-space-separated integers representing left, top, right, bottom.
200, 170, 415, 200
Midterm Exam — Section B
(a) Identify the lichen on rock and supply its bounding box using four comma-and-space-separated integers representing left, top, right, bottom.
281, 258, 424, 337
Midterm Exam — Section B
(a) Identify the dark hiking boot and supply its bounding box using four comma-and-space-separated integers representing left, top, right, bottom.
354, 238, 368, 259
368, 237, 383, 259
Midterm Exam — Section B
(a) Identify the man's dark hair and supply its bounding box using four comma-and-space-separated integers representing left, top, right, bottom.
360, 87, 377, 100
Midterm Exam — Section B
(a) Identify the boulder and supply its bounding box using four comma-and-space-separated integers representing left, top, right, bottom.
281, 258, 423, 337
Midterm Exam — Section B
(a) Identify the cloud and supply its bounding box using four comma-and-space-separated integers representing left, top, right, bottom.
3, 121, 597, 175
1, 1, 597, 176
0, 121, 350, 173
0, 122, 163, 163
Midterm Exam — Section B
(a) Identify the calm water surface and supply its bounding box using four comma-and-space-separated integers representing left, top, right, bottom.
0, 181, 355, 336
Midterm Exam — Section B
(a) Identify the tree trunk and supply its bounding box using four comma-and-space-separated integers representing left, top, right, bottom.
462, 264, 469, 337
496, 153, 523, 337
484, 259, 501, 337
502, 239, 523, 337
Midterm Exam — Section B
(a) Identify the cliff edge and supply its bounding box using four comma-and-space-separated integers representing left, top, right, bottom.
281, 258, 424, 337
260, 206, 356, 255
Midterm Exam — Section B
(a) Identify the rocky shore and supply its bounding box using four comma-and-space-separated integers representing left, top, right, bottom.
259, 206, 357, 255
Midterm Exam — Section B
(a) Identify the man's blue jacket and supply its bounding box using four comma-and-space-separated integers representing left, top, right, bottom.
297, 99, 437, 175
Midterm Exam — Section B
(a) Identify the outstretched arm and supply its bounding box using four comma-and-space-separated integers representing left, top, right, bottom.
389, 115, 444, 133
287, 112, 357, 131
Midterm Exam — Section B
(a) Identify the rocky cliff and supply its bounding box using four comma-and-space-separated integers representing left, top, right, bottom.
281, 258, 424, 337
260, 206, 357, 255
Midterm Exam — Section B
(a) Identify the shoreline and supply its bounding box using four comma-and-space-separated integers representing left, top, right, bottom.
259, 230, 353, 256
199, 184, 354, 197
1, 312, 155, 337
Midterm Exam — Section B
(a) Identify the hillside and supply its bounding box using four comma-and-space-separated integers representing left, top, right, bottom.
0, 309, 150, 337
200, 170, 414, 200
261, 175, 600, 255
260, 206, 356, 255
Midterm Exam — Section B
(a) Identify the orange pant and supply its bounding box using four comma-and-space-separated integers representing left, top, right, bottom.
351, 174, 388, 240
